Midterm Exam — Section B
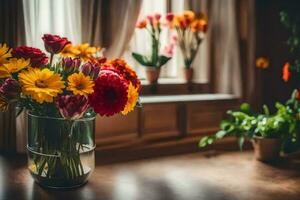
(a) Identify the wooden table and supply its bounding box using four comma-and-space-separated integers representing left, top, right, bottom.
1, 151, 300, 200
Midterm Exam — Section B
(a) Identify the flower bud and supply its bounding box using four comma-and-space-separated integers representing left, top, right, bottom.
56, 95, 89, 119
0, 78, 21, 100
81, 62, 100, 80
62, 57, 81, 73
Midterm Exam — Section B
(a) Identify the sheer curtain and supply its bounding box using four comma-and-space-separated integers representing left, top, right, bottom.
16, 0, 82, 153
23, 0, 82, 48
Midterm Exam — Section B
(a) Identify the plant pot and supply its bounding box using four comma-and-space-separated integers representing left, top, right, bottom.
145, 67, 161, 84
27, 113, 96, 189
183, 68, 194, 83
251, 136, 281, 162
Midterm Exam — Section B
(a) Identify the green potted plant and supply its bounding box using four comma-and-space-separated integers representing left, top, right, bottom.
199, 103, 296, 161
133, 14, 172, 84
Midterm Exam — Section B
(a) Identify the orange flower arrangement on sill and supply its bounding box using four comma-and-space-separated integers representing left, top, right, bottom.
165, 10, 208, 83
0, 34, 140, 189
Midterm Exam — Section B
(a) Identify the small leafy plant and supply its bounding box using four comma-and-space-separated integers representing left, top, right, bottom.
199, 103, 296, 150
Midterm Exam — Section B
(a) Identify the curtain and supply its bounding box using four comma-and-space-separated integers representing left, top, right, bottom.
0, 0, 26, 153
23, 0, 82, 49
81, 0, 142, 58
188, 0, 258, 98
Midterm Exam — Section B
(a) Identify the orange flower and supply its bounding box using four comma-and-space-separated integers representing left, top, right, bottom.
282, 62, 291, 82
191, 19, 208, 32
136, 20, 147, 29
183, 10, 195, 25
256, 57, 269, 69
174, 15, 186, 29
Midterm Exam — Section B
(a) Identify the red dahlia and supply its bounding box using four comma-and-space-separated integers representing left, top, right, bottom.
12, 46, 48, 68
89, 70, 128, 116
101, 59, 141, 91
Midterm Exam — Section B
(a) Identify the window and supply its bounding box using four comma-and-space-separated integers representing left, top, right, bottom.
123, 0, 188, 79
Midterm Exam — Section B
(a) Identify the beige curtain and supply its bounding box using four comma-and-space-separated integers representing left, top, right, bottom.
82, 0, 142, 58
0, 0, 26, 153
187, 0, 257, 100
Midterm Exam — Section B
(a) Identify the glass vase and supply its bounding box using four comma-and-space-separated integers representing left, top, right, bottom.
27, 113, 96, 189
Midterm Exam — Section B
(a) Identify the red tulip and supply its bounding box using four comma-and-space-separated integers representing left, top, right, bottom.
56, 95, 89, 119
42, 34, 71, 54
166, 13, 174, 22
62, 57, 81, 73
81, 62, 100, 80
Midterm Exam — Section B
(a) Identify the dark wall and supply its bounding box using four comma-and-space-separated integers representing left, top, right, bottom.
256, 0, 300, 110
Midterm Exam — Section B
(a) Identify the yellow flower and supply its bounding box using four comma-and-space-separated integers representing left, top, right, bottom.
121, 83, 139, 115
76, 43, 101, 61
256, 57, 269, 69
60, 44, 81, 58
18, 68, 65, 103
0, 58, 30, 78
67, 72, 94, 96
0, 94, 9, 112
0, 43, 12, 66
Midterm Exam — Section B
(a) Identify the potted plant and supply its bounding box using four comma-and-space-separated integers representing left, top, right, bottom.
199, 103, 295, 162
0, 34, 141, 189
132, 14, 172, 84
165, 11, 208, 83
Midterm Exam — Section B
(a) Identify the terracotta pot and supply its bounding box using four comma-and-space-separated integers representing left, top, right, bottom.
252, 136, 281, 162
145, 67, 161, 84
183, 68, 194, 83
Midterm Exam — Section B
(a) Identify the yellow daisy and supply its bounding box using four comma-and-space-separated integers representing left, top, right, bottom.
121, 83, 139, 115
0, 43, 12, 66
0, 94, 9, 112
18, 68, 65, 103
0, 58, 30, 78
60, 44, 81, 58
76, 43, 100, 61
67, 72, 94, 96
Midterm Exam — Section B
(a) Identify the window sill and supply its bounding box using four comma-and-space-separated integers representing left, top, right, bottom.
140, 78, 211, 95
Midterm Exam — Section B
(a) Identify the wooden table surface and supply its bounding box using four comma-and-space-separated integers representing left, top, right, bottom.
1, 151, 300, 200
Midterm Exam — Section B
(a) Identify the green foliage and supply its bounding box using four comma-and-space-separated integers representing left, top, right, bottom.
199, 102, 297, 151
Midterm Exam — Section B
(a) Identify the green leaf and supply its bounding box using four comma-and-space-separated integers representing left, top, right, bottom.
199, 136, 210, 147
263, 105, 270, 116
240, 103, 251, 114
216, 130, 227, 139
238, 136, 245, 151
157, 55, 172, 67
132, 52, 152, 66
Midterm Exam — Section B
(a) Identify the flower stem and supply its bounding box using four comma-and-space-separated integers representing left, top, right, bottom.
49, 53, 54, 67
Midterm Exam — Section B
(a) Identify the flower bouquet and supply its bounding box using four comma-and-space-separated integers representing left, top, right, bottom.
165, 11, 208, 82
0, 34, 140, 188
133, 13, 173, 84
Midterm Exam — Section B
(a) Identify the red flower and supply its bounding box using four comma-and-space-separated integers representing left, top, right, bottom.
295, 89, 300, 100
12, 46, 48, 68
62, 57, 81, 73
89, 70, 128, 116
282, 62, 291, 82
42, 34, 70, 54
56, 95, 89, 119
166, 13, 174, 22
101, 59, 141, 91
0, 78, 21, 100
81, 62, 101, 80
